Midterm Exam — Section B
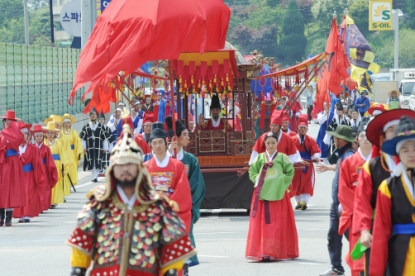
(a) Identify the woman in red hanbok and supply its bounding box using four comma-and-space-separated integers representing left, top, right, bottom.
32, 124, 58, 211
246, 132, 297, 261
13, 122, 48, 222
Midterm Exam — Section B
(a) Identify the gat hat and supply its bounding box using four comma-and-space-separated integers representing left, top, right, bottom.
99, 110, 105, 120
356, 116, 371, 137
150, 122, 167, 142
165, 116, 187, 138
18, 121, 32, 133
143, 113, 154, 125
336, 102, 344, 111
210, 94, 221, 110
298, 114, 308, 128
366, 109, 415, 146
90, 106, 98, 115
382, 116, 415, 155
0, 110, 20, 121
96, 124, 157, 203
32, 124, 47, 134
270, 110, 283, 126
361, 90, 369, 96
62, 113, 75, 124
368, 103, 387, 116
42, 121, 59, 132
388, 90, 400, 97
326, 125, 355, 143
44, 115, 62, 125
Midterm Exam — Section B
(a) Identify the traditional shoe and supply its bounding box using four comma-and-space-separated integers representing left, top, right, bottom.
24, 218, 30, 223
300, 201, 307, 210
295, 202, 301, 210
182, 264, 189, 276
18, 218, 25, 223
50, 205, 56, 209
261, 257, 271, 262
0, 220, 4, 226
5, 221, 12, 226
92, 178, 98, 183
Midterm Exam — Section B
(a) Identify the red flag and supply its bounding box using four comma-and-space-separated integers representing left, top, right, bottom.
314, 18, 349, 116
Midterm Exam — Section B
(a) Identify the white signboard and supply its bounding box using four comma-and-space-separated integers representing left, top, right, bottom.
60, 0, 82, 37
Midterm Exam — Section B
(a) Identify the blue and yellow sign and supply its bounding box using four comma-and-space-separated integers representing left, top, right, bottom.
369, 0, 393, 31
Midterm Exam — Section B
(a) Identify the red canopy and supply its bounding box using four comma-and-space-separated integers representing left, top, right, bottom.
69, 0, 231, 103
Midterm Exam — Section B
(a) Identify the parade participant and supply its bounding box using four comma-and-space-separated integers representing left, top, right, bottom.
286, 92, 302, 132
97, 111, 112, 171
348, 88, 359, 108
107, 107, 123, 142
316, 102, 333, 163
246, 132, 296, 261
32, 124, 58, 211
61, 114, 83, 191
13, 121, 47, 223
354, 90, 370, 117
370, 115, 415, 276
281, 114, 297, 137
199, 94, 232, 131
367, 103, 387, 116
119, 115, 151, 155
44, 115, 63, 140
130, 106, 143, 136
337, 118, 371, 276
67, 125, 196, 276
154, 90, 167, 122
43, 121, 71, 208
0, 110, 25, 227
165, 116, 206, 270
349, 108, 361, 138
108, 101, 128, 122
317, 125, 355, 276
80, 107, 112, 183
249, 109, 302, 165
323, 102, 351, 164
143, 94, 154, 112
386, 89, 401, 109
135, 100, 145, 118
352, 108, 415, 274
291, 115, 321, 210
136, 112, 154, 145
188, 112, 197, 133
145, 123, 192, 232
277, 96, 287, 110
306, 86, 314, 123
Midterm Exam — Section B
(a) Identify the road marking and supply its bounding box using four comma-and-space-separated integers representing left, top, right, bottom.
196, 231, 239, 235
198, 255, 231, 258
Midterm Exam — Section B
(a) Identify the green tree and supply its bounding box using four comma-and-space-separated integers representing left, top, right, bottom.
311, 0, 349, 34
278, 0, 307, 64
349, 0, 370, 38
405, 0, 415, 29
266, 0, 281, 6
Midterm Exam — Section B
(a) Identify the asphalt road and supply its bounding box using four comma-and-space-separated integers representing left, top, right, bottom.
0, 123, 351, 276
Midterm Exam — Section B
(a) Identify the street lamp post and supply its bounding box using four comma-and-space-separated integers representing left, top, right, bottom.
393, 9, 403, 69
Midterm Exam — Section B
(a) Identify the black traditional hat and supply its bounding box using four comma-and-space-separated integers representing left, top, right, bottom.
165, 116, 187, 138
150, 122, 167, 142
210, 94, 221, 110
356, 116, 371, 137
336, 101, 343, 111
90, 106, 98, 115
382, 116, 415, 155
99, 110, 105, 120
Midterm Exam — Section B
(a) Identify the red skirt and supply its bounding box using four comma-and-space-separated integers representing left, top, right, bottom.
13, 172, 42, 218
246, 190, 299, 260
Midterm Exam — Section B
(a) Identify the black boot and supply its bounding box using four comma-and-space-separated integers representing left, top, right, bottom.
182, 264, 189, 276
5, 210, 12, 226
0, 208, 4, 226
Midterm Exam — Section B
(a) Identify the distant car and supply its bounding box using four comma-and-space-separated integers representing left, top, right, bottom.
371, 73, 391, 82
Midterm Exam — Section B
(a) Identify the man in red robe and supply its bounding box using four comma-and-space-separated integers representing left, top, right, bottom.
337, 117, 371, 276
352, 108, 415, 274
282, 114, 297, 137
144, 123, 192, 234
199, 94, 232, 131
291, 115, 321, 210
0, 110, 25, 227
121, 115, 152, 155
13, 122, 48, 222
136, 112, 154, 145
249, 109, 302, 165
32, 124, 58, 211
